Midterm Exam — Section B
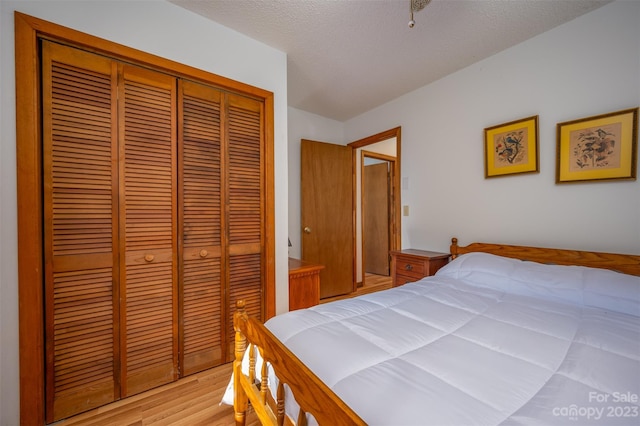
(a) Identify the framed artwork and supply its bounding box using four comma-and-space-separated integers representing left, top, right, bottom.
556, 107, 638, 183
484, 115, 539, 178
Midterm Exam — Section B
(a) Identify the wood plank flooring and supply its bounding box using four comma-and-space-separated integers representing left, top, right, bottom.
56, 363, 258, 426
56, 274, 392, 426
321, 272, 392, 303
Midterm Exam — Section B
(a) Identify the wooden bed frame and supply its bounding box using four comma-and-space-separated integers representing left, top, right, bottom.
450, 237, 640, 276
233, 300, 366, 426
233, 238, 640, 425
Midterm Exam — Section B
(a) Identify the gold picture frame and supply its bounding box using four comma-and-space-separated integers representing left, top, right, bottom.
484, 115, 539, 178
556, 107, 638, 183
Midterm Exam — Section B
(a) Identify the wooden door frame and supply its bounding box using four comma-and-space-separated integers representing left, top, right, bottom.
360, 151, 396, 281
348, 127, 402, 287
15, 12, 275, 425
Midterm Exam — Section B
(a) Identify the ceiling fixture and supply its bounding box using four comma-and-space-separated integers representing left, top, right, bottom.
409, 0, 432, 28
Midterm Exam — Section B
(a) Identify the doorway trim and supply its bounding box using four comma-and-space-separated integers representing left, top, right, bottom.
348, 127, 401, 287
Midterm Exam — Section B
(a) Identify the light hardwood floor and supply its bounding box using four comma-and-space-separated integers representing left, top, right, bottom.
56, 362, 258, 426
57, 274, 392, 426
321, 273, 392, 303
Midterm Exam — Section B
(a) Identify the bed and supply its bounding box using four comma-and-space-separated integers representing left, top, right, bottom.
230, 238, 640, 425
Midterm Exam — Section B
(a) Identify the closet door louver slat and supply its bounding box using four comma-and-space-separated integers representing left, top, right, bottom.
226, 95, 264, 353
119, 65, 178, 396
179, 81, 224, 374
42, 41, 119, 423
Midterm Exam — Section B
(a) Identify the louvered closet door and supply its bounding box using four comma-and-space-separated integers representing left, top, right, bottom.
225, 94, 264, 354
118, 64, 178, 396
42, 41, 119, 423
41, 36, 268, 423
179, 81, 224, 374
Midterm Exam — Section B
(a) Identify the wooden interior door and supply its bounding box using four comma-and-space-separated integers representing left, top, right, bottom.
363, 162, 390, 276
42, 41, 119, 423
41, 46, 265, 418
225, 94, 264, 357
119, 64, 178, 397
43, 39, 181, 421
301, 140, 354, 298
178, 80, 224, 375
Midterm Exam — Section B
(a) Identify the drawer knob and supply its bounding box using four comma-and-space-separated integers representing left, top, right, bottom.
404, 264, 413, 271
199, 249, 208, 258
144, 254, 155, 262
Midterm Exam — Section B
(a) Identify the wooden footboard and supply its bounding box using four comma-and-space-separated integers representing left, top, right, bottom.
233, 301, 366, 426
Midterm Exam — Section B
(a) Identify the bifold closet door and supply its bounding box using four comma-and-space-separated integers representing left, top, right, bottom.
179, 81, 224, 374
43, 41, 180, 421
226, 94, 264, 355
179, 86, 265, 368
42, 41, 119, 423
118, 64, 178, 396
42, 38, 265, 422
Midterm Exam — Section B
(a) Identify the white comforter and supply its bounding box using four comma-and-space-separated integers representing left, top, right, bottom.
265, 253, 640, 425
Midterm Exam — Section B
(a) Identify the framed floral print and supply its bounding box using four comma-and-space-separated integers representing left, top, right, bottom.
484, 115, 539, 178
556, 107, 638, 183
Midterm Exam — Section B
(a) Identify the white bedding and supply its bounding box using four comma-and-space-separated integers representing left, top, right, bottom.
261, 253, 640, 425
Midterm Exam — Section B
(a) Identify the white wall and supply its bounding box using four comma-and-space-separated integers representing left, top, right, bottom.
0, 1, 288, 424
287, 107, 345, 260
345, 0, 640, 255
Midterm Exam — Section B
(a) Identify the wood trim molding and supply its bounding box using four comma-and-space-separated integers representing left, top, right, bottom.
15, 12, 46, 426
263, 94, 276, 320
16, 12, 268, 101
347, 126, 402, 149
15, 12, 276, 424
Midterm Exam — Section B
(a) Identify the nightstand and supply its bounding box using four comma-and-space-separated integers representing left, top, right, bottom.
390, 249, 449, 287
288, 258, 324, 311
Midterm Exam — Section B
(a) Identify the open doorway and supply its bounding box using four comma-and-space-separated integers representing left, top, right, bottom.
348, 127, 401, 289
362, 152, 395, 278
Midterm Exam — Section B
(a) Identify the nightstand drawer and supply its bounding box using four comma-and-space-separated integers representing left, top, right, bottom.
390, 249, 449, 287
396, 256, 426, 278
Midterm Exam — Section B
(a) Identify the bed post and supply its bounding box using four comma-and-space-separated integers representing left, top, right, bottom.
450, 237, 460, 259
233, 300, 248, 425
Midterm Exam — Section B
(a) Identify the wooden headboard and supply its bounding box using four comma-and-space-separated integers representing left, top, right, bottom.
450, 237, 640, 276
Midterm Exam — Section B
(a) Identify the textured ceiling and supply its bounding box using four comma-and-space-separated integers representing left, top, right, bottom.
170, 0, 612, 121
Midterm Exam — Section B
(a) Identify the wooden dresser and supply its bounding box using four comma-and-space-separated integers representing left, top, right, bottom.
288, 258, 324, 311
391, 249, 450, 287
